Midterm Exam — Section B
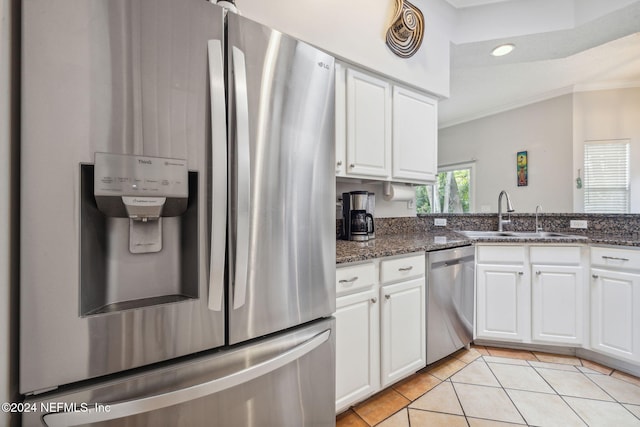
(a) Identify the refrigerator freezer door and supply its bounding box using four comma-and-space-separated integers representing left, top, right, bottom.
226, 13, 336, 344
20, 0, 226, 394
23, 318, 336, 427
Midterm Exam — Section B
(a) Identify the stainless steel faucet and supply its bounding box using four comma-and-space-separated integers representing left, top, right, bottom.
535, 205, 543, 233
497, 190, 515, 231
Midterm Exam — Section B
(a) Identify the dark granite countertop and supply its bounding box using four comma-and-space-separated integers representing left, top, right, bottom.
336, 231, 472, 264
336, 231, 640, 264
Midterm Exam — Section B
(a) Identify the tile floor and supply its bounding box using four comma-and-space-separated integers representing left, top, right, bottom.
336, 345, 640, 426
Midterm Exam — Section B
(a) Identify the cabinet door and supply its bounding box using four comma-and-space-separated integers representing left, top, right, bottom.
335, 62, 346, 177
392, 86, 437, 183
345, 68, 391, 179
476, 264, 530, 342
531, 265, 584, 345
335, 288, 380, 413
590, 268, 640, 363
380, 278, 425, 387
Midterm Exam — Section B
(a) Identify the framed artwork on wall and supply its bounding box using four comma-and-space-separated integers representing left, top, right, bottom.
517, 150, 528, 186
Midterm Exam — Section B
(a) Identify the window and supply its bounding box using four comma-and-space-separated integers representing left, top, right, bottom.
416, 163, 474, 214
584, 140, 630, 213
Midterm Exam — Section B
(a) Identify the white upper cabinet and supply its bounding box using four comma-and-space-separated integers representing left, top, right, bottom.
345, 68, 392, 179
392, 86, 438, 183
335, 63, 347, 177
336, 63, 438, 184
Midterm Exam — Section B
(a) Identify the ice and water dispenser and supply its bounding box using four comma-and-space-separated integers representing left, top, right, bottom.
80, 153, 199, 316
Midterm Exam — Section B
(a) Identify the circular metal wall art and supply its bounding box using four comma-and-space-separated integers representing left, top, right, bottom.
386, 0, 424, 58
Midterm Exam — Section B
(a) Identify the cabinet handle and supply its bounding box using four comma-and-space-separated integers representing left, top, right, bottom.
398, 266, 414, 272
592, 274, 599, 279
370, 297, 377, 304
602, 255, 629, 262
336, 160, 343, 166
349, 163, 355, 168
518, 271, 524, 276
338, 276, 358, 284
535, 271, 541, 275
385, 294, 391, 300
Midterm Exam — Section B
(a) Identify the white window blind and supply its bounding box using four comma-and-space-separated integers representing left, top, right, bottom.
584, 140, 630, 213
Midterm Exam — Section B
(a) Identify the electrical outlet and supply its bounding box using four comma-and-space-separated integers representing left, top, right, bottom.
570, 220, 588, 229
434, 218, 447, 226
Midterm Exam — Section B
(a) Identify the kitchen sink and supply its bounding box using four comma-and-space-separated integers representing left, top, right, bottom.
458, 230, 587, 240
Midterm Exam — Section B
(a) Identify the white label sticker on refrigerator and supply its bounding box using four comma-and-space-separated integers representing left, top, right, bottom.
94, 153, 188, 198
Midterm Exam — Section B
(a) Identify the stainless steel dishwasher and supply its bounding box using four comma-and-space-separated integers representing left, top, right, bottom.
426, 245, 475, 364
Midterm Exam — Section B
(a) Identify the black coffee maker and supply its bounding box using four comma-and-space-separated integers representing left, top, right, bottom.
341, 191, 375, 241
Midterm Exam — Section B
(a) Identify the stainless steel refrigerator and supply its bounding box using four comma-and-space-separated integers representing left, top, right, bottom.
20, 0, 336, 425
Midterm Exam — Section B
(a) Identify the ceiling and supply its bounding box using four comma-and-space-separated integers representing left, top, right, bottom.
439, 0, 640, 128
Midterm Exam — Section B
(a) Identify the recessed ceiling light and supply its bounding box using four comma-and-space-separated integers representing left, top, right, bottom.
491, 43, 515, 57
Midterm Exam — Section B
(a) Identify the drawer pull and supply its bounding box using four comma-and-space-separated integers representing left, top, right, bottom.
592, 274, 599, 279
370, 297, 377, 304
602, 255, 629, 262
535, 271, 541, 275
398, 266, 414, 272
338, 276, 359, 284
518, 271, 524, 276
385, 294, 391, 300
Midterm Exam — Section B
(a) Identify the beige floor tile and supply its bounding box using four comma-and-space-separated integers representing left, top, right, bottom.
612, 370, 640, 387
537, 368, 613, 400
451, 360, 501, 387
482, 356, 529, 366
485, 347, 537, 361
408, 409, 468, 427
453, 383, 525, 424
452, 347, 483, 364
353, 389, 410, 426
409, 381, 464, 415
580, 359, 614, 375
506, 389, 586, 426
564, 396, 640, 426
392, 372, 441, 401
425, 357, 467, 380
532, 351, 581, 365
528, 360, 581, 372
587, 373, 640, 405
489, 363, 555, 393
336, 410, 369, 427
624, 403, 640, 418
467, 418, 527, 426
471, 344, 490, 356
376, 408, 410, 427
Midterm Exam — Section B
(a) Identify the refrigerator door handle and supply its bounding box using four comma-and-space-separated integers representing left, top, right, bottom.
231, 46, 250, 310
207, 39, 227, 312
42, 329, 331, 427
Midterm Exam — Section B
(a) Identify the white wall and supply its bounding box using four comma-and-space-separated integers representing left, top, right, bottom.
336, 181, 415, 219
439, 94, 574, 213
236, 0, 454, 97
573, 87, 640, 212
0, 0, 15, 424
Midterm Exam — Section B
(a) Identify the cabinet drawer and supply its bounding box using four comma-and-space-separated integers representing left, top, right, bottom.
591, 247, 640, 270
530, 246, 581, 265
477, 245, 525, 264
336, 262, 376, 295
380, 253, 425, 284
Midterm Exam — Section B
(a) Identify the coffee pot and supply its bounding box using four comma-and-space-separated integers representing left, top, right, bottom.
341, 191, 375, 241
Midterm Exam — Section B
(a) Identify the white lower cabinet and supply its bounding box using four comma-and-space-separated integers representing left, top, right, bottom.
475, 245, 586, 347
476, 264, 529, 341
531, 265, 584, 344
335, 288, 379, 412
380, 277, 426, 387
590, 246, 640, 363
335, 253, 425, 413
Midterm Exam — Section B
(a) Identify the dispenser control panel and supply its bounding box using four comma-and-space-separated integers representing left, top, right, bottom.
94, 153, 188, 198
